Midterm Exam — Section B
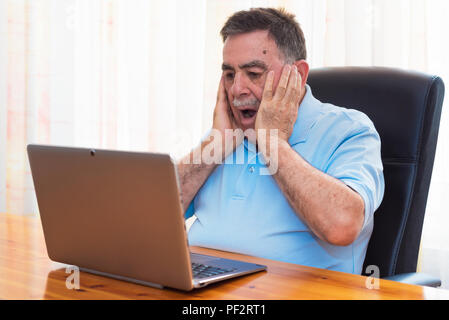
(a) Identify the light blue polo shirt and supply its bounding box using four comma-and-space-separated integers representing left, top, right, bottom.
185, 84, 384, 274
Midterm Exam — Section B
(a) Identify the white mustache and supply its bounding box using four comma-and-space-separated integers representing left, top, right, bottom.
232, 97, 260, 108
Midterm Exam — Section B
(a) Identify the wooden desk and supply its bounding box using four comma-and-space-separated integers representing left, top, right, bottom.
1, 213, 448, 300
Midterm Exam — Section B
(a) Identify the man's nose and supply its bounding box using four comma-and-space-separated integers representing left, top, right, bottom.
230, 72, 250, 98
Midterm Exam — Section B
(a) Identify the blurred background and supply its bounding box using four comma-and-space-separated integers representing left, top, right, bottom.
0, 0, 448, 286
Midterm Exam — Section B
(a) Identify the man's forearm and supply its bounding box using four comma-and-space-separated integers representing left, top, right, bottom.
177, 140, 218, 213
265, 139, 365, 246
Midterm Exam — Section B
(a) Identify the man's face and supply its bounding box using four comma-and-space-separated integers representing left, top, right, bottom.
222, 30, 286, 131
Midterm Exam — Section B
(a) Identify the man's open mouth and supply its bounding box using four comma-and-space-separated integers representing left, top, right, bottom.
240, 109, 257, 119
233, 98, 259, 124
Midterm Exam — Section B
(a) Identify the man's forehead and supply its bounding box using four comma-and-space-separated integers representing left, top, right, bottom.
222, 30, 281, 67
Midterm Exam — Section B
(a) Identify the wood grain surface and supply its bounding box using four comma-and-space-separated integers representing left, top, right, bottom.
1, 213, 448, 300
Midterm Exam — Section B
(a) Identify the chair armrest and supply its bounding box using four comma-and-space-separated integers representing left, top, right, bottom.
383, 272, 441, 288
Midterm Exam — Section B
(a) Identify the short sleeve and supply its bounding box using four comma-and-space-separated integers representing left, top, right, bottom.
324, 122, 385, 229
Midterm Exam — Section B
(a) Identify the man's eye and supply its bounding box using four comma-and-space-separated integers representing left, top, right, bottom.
248, 72, 261, 79
225, 73, 234, 80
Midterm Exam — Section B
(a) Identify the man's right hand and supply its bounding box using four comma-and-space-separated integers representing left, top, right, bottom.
211, 75, 244, 161
212, 75, 236, 132
177, 75, 242, 213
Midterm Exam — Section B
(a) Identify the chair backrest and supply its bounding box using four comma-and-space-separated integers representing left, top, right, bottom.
307, 67, 445, 277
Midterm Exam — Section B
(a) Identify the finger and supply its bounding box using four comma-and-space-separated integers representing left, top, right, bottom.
223, 93, 239, 130
217, 74, 226, 103
284, 65, 298, 106
274, 64, 291, 100
296, 69, 302, 106
262, 70, 275, 101
227, 100, 237, 126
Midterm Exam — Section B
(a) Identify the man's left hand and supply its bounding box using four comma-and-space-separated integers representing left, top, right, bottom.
255, 64, 303, 144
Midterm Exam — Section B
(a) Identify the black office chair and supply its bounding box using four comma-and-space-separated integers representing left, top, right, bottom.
308, 67, 445, 287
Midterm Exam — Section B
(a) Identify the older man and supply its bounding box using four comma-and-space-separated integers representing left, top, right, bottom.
177, 8, 384, 274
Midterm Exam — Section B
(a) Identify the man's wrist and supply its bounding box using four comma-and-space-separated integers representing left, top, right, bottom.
193, 128, 243, 165
257, 133, 289, 176
258, 132, 287, 157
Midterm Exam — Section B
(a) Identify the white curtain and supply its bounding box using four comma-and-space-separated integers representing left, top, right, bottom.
1, 0, 448, 277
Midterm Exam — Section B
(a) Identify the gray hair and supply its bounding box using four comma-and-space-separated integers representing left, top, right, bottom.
220, 7, 307, 63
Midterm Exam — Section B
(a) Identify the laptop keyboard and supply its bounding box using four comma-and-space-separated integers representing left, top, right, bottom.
191, 262, 236, 279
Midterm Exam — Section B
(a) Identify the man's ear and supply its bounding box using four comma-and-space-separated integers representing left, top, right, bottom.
294, 60, 309, 89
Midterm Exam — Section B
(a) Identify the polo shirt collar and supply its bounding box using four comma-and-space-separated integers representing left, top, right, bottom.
288, 84, 322, 146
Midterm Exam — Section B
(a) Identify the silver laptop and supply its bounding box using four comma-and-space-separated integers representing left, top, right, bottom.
27, 144, 266, 291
